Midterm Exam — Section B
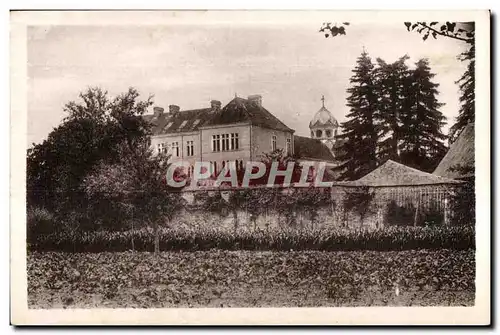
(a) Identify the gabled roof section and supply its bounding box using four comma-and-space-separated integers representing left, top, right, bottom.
205, 97, 294, 132
344, 160, 462, 187
144, 97, 294, 135
144, 108, 214, 135
433, 123, 475, 180
293, 135, 335, 162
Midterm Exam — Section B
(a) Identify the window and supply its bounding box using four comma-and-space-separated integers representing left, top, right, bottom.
171, 142, 179, 157
316, 130, 323, 137
272, 135, 277, 151
286, 138, 291, 156
231, 133, 239, 150
311, 131, 314, 138
157, 142, 167, 154
221, 134, 230, 151
212, 135, 221, 152
186, 140, 194, 156
213, 133, 239, 152
326, 130, 332, 138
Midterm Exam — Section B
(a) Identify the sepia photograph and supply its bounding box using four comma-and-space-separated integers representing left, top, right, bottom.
10, 10, 490, 325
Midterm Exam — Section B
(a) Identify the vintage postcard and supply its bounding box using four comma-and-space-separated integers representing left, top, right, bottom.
10, 10, 490, 325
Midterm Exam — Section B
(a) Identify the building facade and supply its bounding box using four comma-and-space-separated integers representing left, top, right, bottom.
146, 94, 338, 179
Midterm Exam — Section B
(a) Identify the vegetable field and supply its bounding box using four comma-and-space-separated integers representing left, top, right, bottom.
28, 249, 475, 308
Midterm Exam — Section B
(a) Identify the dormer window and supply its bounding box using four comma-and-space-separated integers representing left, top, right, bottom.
164, 122, 173, 131
192, 119, 201, 129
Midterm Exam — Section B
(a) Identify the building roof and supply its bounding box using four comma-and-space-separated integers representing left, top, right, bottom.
433, 123, 475, 180
205, 97, 293, 132
293, 135, 335, 162
309, 106, 339, 128
343, 159, 462, 187
145, 97, 293, 135
143, 108, 214, 135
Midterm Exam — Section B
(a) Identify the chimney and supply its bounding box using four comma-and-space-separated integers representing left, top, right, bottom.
153, 106, 164, 117
210, 100, 221, 111
248, 94, 262, 107
169, 104, 180, 115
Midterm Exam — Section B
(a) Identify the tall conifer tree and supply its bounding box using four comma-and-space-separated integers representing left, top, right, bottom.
374, 55, 410, 163
335, 50, 378, 180
399, 59, 447, 172
449, 43, 475, 142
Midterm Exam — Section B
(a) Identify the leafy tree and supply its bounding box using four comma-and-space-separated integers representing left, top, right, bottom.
320, 21, 474, 44
83, 140, 185, 254
374, 55, 411, 163
403, 22, 475, 44
256, 149, 303, 186
399, 59, 447, 172
335, 50, 378, 180
26, 87, 152, 229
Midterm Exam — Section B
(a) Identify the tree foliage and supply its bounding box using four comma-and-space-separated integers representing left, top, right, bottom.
336, 51, 448, 178
374, 55, 411, 163
27, 87, 154, 230
449, 43, 475, 142
335, 50, 378, 180
398, 59, 447, 172
83, 141, 185, 253
320, 21, 474, 44
320, 21, 475, 146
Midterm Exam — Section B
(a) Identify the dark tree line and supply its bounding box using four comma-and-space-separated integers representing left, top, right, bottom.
335, 51, 448, 180
320, 21, 475, 144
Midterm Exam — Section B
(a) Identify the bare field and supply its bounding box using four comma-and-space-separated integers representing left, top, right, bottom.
27, 250, 475, 308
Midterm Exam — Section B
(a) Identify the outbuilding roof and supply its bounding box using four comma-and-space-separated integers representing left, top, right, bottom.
293, 135, 335, 162
433, 123, 474, 180
343, 159, 462, 187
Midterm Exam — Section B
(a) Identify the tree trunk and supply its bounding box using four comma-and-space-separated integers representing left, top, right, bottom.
153, 220, 160, 255
233, 209, 238, 234
413, 200, 420, 227
131, 220, 135, 252
444, 196, 449, 226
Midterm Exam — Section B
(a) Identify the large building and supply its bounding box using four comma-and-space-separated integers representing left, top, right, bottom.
145, 94, 338, 178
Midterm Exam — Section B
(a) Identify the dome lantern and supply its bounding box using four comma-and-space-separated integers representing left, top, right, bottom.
309, 96, 339, 150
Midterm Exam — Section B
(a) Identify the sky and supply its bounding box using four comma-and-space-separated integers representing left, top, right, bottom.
27, 20, 469, 145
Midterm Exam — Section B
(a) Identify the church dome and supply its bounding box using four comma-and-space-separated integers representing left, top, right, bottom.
309, 106, 338, 128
